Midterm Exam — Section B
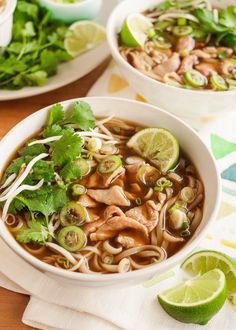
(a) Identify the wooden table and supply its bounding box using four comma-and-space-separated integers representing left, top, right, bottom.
0, 58, 109, 329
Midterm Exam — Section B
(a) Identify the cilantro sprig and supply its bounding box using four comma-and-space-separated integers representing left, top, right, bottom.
0, 0, 72, 90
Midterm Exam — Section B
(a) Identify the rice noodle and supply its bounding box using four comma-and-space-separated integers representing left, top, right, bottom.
45, 242, 77, 265
23, 244, 46, 255
1, 179, 44, 221
113, 245, 166, 263
188, 193, 203, 211
163, 230, 184, 243
144, 188, 154, 200
0, 173, 17, 190
69, 256, 85, 272
190, 207, 202, 232
118, 258, 130, 273
0, 153, 48, 201
28, 136, 62, 146
103, 240, 123, 255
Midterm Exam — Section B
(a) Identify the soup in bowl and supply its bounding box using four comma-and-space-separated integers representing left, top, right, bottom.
0, 97, 220, 286
107, 0, 236, 119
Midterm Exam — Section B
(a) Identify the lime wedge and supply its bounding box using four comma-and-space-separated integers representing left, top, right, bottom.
64, 21, 106, 57
127, 128, 179, 173
120, 13, 153, 47
158, 269, 227, 325
181, 250, 236, 296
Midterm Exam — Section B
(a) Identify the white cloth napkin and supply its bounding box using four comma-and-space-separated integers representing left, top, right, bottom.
1, 62, 236, 329
0, 236, 235, 330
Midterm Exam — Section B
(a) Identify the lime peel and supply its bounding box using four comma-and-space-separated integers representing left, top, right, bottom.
127, 127, 179, 173
158, 269, 227, 325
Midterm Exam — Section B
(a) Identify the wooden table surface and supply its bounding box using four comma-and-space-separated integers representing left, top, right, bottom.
0, 58, 109, 329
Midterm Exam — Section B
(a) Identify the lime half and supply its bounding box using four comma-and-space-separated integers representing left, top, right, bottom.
158, 269, 227, 325
181, 250, 236, 296
64, 21, 106, 57
127, 128, 179, 173
120, 13, 153, 47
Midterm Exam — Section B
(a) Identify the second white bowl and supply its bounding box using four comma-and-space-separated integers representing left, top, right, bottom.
107, 0, 236, 120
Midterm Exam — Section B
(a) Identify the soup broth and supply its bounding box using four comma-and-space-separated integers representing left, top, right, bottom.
0, 102, 204, 274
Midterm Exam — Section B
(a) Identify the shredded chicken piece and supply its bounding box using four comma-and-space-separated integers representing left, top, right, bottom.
125, 200, 159, 232
190, 49, 211, 59
78, 195, 99, 208
83, 219, 106, 235
153, 53, 180, 77
195, 62, 217, 76
90, 216, 149, 242
87, 185, 130, 206
176, 36, 195, 52
178, 55, 198, 74
103, 205, 125, 221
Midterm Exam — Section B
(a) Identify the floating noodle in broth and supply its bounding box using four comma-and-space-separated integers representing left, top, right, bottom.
0, 101, 204, 274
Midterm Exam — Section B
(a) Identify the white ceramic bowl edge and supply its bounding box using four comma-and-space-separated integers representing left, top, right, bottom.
0, 97, 221, 287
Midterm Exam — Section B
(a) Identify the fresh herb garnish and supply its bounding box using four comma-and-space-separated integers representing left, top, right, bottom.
60, 161, 82, 182
0, 0, 72, 90
16, 220, 49, 244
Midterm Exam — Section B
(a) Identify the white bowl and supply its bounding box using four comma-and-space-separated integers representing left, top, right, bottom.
0, 0, 16, 47
37, 0, 103, 23
0, 97, 220, 287
107, 0, 236, 120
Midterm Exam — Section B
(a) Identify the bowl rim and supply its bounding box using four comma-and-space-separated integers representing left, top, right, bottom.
39, 0, 98, 8
106, 0, 236, 96
0, 96, 221, 283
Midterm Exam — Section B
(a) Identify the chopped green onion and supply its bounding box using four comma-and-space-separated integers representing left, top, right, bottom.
210, 74, 228, 91
184, 70, 207, 88
180, 229, 191, 237
135, 197, 142, 205
169, 209, 187, 230
177, 18, 187, 26
70, 184, 87, 197
147, 28, 157, 40
87, 138, 102, 152
154, 39, 172, 49
60, 201, 87, 226
172, 25, 193, 37
57, 226, 86, 252
217, 51, 228, 59
154, 177, 172, 192
98, 155, 122, 175
103, 254, 114, 265
168, 201, 187, 214
180, 187, 195, 203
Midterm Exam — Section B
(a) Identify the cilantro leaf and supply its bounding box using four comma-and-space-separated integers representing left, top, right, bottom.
30, 160, 54, 182
60, 161, 81, 182
15, 185, 68, 219
63, 101, 95, 131
16, 220, 49, 244
47, 104, 64, 126
25, 71, 47, 86
51, 130, 82, 166
193, 8, 229, 33
5, 157, 25, 176
219, 6, 236, 28
43, 124, 64, 138
20, 142, 47, 156
40, 49, 58, 76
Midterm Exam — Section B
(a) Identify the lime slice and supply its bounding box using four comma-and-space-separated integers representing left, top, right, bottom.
181, 250, 236, 296
120, 13, 153, 47
64, 21, 106, 57
158, 269, 227, 325
127, 128, 179, 173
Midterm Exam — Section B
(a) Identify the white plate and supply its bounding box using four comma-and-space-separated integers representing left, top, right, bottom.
0, 42, 109, 101
0, 0, 118, 101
